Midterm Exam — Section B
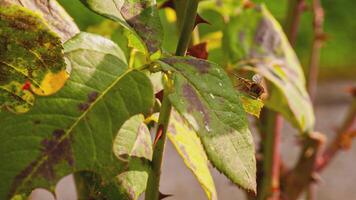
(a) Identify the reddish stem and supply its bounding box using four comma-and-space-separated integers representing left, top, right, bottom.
284, 0, 307, 46
307, 0, 325, 102
316, 100, 356, 171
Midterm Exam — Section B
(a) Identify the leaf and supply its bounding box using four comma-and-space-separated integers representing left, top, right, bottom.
80, 0, 163, 55
223, 4, 314, 132
0, 5, 67, 113
239, 94, 264, 118
0, 32, 154, 199
199, 0, 242, 18
158, 56, 256, 192
167, 111, 217, 200
74, 115, 153, 200
0, 0, 79, 42
113, 114, 152, 200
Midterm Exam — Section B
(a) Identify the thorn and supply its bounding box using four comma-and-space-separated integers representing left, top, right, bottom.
155, 90, 164, 102
153, 125, 164, 146
346, 86, 356, 97
242, 0, 256, 9
187, 42, 208, 59
159, 191, 173, 200
159, 0, 174, 9
316, 32, 329, 42
194, 14, 210, 28
310, 172, 322, 183
22, 80, 31, 91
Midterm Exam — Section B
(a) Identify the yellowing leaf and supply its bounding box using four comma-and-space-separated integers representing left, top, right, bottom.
168, 111, 217, 200
223, 4, 315, 132
0, 0, 80, 42
159, 57, 256, 192
0, 6, 67, 113
31, 70, 69, 96
240, 94, 264, 118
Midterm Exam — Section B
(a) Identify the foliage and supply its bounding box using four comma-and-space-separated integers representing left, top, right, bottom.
1, 0, 342, 200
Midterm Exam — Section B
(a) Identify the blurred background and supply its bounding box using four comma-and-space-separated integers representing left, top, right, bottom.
30, 0, 355, 199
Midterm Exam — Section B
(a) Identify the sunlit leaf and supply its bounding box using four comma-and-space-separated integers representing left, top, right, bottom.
74, 115, 153, 200
0, 0, 79, 42
113, 114, 152, 200
80, 0, 163, 55
0, 6, 67, 113
223, 4, 314, 132
167, 111, 217, 200
148, 110, 217, 200
0, 32, 154, 199
239, 94, 264, 118
158, 56, 256, 192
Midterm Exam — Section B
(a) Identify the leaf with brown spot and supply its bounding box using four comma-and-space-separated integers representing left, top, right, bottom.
168, 111, 217, 200
0, 33, 154, 199
158, 56, 256, 192
80, 0, 163, 55
0, 0, 79, 42
150, 111, 217, 200
223, 4, 315, 132
0, 5, 67, 113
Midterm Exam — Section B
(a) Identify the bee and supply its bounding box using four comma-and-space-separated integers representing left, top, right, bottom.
234, 74, 265, 99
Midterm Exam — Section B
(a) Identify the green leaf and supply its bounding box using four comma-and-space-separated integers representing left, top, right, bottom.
0, 0, 79, 42
0, 32, 154, 199
0, 5, 67, 113
158, 56, 256, 192
223, 4, 314, 132
113, 114, 152, 200
80, 0, 163, 55
167, 111, 217, 200
199, 0, 242, 18
75, 114, 153, 200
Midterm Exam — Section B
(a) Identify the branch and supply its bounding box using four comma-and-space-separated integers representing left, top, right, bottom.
282, 97, 356, 200
316, 99, 356, 171
257, 111, 282, 200
307, 0, 325, 102
284, 0, 307, 46
257, 1, 308, 198
281, 132, 326, 200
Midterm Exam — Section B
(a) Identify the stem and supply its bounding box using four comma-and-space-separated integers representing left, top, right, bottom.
258, 1, 306, 199
258, 111, 282, 200
316, 99, 356, 171
307, 0, 324, 102
175, 0, 199, 56
284, 0, 306, 46
145, 82, 173, 200
304, 0, 325, 197
145, 1, 199, 199
282, 132, 325, 200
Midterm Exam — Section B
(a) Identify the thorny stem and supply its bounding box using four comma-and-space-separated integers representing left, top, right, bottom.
145, 80, 173, 200
258, 1, 307, 199
258, 1, 306, 198
175, 0, 199, 56
282, 132, 325, 200
316, 99, 356, 171
305, 0, 325, 198
145, 1, 199, 199
258, 111, 282, 200
284, 0, 306, 46
307, 0, 325, 103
